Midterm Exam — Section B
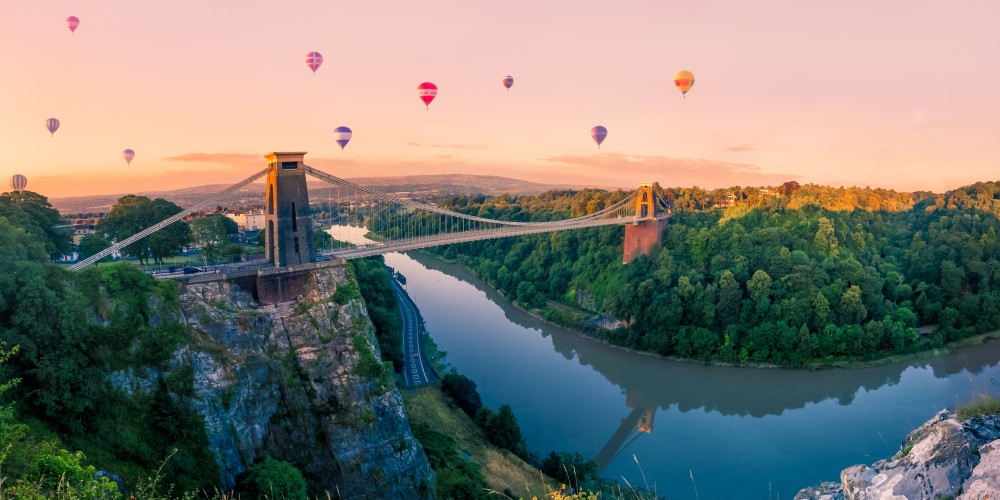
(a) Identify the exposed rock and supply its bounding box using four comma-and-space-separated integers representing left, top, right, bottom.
177, 264, 434, 498
959, 440, 1000, 499
793, 481, 844, 500
799, 409, 1000, 499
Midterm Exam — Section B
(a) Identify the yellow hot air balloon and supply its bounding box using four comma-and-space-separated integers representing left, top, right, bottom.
674, 70, 695, 98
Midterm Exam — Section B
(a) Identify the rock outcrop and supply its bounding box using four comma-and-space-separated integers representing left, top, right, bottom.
795, 410, 1000, 499
177, 264, 434, 498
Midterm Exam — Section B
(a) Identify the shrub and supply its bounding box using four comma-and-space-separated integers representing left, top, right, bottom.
957, 393, 1000, 421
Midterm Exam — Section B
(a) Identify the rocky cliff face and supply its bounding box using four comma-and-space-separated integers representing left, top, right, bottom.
796, 410, 1000, 499
176, 264, 434, 498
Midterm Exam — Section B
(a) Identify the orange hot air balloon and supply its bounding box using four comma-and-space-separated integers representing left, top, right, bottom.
674, 70, 695, 98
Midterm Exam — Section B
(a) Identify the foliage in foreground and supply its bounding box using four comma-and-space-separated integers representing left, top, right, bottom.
957, 393, 1000, 421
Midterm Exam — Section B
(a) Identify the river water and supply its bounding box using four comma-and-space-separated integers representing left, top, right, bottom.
378, 250, 1000, 499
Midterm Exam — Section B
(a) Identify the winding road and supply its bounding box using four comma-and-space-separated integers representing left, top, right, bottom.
392, 274, 436, 387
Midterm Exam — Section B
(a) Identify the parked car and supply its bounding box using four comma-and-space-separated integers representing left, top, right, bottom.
182, 267, 203, 275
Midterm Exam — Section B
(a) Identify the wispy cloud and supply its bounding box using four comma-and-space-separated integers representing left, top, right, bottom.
721, 143, 759, 153
162, 153, 261, 164
542, 153, 799, 188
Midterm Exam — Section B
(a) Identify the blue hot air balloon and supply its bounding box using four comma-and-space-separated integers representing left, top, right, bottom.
46, 118, 60, 137
591, 125, 607, 148
333, 126, 352, 150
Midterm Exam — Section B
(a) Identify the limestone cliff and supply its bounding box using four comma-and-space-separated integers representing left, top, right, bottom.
177, 263, 434, 498
795, 410, 1000, 499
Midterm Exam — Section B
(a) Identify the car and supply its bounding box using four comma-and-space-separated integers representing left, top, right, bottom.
412, 353, 419, 357
182, 266, 203, 274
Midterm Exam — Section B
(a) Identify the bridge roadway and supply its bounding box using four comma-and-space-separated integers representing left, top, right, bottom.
391, 275, 436, 387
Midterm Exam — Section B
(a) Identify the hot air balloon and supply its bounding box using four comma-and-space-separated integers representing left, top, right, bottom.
67, 16, 80, 34
333, 126, 352, 150
305, 52, 323, 75
10, 174, 27, 193
417, 82, 437, 109
503, 75, 514, 91
591, 126, 607, 148
674, 70, 695, 98
46, 118, 60, 137
123, 149, 135, 165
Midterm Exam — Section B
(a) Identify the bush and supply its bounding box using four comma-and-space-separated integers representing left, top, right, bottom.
242, 457, 308, 500
441, 373, 482, 419
957, 393, 1000, 421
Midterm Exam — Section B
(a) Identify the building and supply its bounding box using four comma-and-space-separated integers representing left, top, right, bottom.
225, 209, 265, 231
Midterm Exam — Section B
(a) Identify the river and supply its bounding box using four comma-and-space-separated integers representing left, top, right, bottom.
379, 250, 1000, 499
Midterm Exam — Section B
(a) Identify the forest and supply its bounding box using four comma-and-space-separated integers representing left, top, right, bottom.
422, 181, 1000, 366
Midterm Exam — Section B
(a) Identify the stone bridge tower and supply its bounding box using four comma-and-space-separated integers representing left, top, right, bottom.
265, 152, 315, 267
623, 183, 668, 264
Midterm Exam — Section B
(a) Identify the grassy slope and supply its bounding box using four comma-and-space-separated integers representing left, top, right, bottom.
402, 386, 559, 498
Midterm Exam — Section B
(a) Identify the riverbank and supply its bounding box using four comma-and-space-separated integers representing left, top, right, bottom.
418, 251, 1000, 371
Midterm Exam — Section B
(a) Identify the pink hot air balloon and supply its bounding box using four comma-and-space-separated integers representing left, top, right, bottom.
417, 82, 437, 109
123, 149, 135, 165
67, 16, 80, 34
10, 174, 27, 193
305, 51, 323, 75
46, 118, 60, 137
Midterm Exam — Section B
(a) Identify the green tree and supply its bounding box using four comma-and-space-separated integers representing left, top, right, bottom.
242, 457, 307, 500
76, 233, 111, 262
717, 270, 742, 326
483, 404, 526, 458
441, 373, 483, 420
839, 285, 868, 324
0, 191, 72, 258
191, 216, 228, 262
814, 216, 839, 257
97, 195, 190, 264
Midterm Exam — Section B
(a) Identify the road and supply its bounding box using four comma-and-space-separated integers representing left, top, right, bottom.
392, 275, 436, 387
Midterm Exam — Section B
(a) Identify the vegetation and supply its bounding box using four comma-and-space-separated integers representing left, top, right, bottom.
956, 393, 1000, 421
96, 195, 191, 265
441, 372, 483, 420
352, 257, 404, 372
239, 457, 308, 500
190, 216, 229, 262
417, 181, 1000, 366
0, 190, 72, 258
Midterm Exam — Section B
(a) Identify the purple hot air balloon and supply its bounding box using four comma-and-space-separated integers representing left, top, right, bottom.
502, 75, 514, 91
305, 51, 323, 75
67, 16, 80, 34
333, 126, 352, 151
591, 125, 607, 148
10, 174, 27, 193
46, 118, 60, 137
123, 149, 135, 165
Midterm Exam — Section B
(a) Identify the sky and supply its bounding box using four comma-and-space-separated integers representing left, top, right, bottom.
2, 0, 999, 198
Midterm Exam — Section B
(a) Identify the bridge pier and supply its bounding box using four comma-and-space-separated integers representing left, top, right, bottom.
623, 183, 667, 264
265, 152, 315, 268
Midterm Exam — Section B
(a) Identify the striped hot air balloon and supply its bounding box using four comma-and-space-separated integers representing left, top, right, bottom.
417, 82, 437, 109
674, 70, 695, 98
10, 174, 27, 193
591, 125, 607, 148
46, 118, 60, 137
306, 52, 323, 75
123, 149, 135, 165
333, 126, 352, 150
67, 16, 80, 34
502, 75, 514, 91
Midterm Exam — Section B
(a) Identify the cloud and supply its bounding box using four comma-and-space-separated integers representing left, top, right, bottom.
161, 153, 261, 164
542, 153, 799, 189
721, 143, 759, 152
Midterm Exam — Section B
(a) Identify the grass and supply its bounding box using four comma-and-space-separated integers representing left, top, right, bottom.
956, 393, 1000, 421
402, 386, 558, 497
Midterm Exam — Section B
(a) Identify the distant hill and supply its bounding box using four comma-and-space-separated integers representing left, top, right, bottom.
49, 174, 599, 213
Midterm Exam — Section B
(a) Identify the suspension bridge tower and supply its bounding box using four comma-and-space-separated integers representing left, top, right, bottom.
265, 152, 315, 267
622, 183, 668, 264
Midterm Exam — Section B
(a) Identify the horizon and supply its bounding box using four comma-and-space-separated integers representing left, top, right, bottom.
3, 1, 999, 198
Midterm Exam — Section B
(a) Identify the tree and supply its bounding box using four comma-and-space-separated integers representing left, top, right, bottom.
98, 195, 190, 264
717, 270, 742, 326
483, 404, 526, 458
441, 373, 482, 420
839, 285, 868, 324
0, 191, 72, 258
242, 457, 307, 500
76, 233, 111, 262
191, 216, 228, 262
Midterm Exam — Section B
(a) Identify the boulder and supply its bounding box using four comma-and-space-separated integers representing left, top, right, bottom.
960, 440, 1000, 499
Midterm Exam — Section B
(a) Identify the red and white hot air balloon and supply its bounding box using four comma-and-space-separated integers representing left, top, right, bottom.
10, 174, 27, 193
46, 118, 60, 137
417, 82, 437, 109
305, 52, 323, 75
123, 149, 135, 165
67, 16, 80, 34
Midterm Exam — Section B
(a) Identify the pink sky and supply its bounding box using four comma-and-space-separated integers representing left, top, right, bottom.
2, 1, 999, 198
